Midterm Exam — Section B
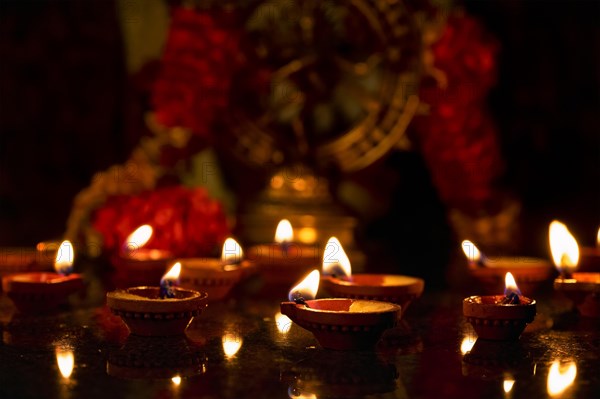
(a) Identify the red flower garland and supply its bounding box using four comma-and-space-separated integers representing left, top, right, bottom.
413, 15, 504, 210
92, 186, 229, 257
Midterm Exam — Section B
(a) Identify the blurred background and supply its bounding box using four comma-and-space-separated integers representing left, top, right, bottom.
0, 0, 598, 287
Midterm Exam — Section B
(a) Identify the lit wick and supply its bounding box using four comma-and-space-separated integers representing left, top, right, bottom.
160, 263, 181, 299
221, 237, 244, 268
321, 237, 352, 280
461, 240, 486, 268
549, 221, 579, 280
500, 272, 521, 304
275, 219, 293, 256
288, 269, 320, 308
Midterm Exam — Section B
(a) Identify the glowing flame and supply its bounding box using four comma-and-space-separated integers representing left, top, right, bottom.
596, 227, 600, 247
275, 312, 292, 334
549, 221, 579, 273
547, 360, 577, 397
322, 237, 351, 278
221, 237, 244, 264
54, 240, 74, 275
55, 347, 74, 379
503, 379, 515, 393
288, 270, 320, 302
222, 333, 243, 359
161, 262, 181, 284
288, 387, 318, 399
171, 376, 181, 386
460, 336, 476, 355
124, 224, 153, 252
504, 272, 521, 297
461, 240, 482, 263
275, 219, 293, 244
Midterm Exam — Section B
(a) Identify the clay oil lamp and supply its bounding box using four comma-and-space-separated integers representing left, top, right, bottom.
578, 227, 600, 272
249, 219, 320, 291
0, 242, 58, 284
112, 225, 174, 287
551, 221, 600, 318
107, 263, 208, 336
320, 237, 424, 315
462, 240, 553, 295
280, 270, 402, 350
2, 241, 84, 313
463, 272, 537, 340
178, 238, 253, 302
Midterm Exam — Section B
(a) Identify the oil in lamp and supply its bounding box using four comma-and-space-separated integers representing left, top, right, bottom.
461, 239, 553, 295
178, 237, 253, 301
320, 237, 424, 315
551, 220, 600, 317
112, 225, 174, 287
463, 272, 537, 340
281, 270, 402, 350
107, 262, 208, 336
2, 240, 84, 313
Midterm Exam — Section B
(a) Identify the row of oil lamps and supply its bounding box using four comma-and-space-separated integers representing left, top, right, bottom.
0, 219, 598, 351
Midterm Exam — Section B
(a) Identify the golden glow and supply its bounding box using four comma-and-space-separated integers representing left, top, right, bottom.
504, 272, 521, 296
221, 237, 244, 264
275, 312, 292, 334
549, 221, 580, 272
461, 240, 481, 263
288, 270, 320, 302
275, 219, 293, 244
460, 336, 476, 355
297, 227, 317, 244
125, 224, 153, 250
55, 347, 75, 379
596, 227, 600, 247
503, 379, 515, 393
54, 240, 74, 274
322, 237, 351, 278
161, 262, 181, 283
288, 387, 318, 399
171, 376, 181, 386
222, 333, 243, 359
547, 360, 577, 397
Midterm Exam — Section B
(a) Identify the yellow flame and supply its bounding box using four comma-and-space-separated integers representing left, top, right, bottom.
503, 379, 515, 393
55, 347, 74, 379
547, 360, 577, 397
275, 219, 294, 243
221, 237, 244, 264
596, 227, 600, 247
460, 336, 476, 355
461, 240, 481, 263
222, 333, 243, 359
161, 262, 181, 282
505, 272, 520, 294
549, 221, 580, 272
288, 387, 318, 399
125, 224, 153, 249
275, 312, 292, 334
288, 270, 320, 301
171, 376, 181, 386
322, 237, 351, 277
54, 240, 74, 274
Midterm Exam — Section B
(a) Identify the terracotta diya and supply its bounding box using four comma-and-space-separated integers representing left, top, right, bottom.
179, 238, 254, 301
2, 241, 84, 313
461, 240, 554, 295
112, 225, 173, 287
107, 263, 208, 336
463, 272, 536, 340
281, 270, 402, 350
550, 221, 600, 317
248, 219, 320, 290
320, 237, 424, 315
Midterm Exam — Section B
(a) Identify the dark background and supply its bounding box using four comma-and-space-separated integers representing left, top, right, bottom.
0, 1, 598, 279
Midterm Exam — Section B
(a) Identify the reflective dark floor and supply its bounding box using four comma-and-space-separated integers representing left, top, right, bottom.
1, 260, 599, 399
